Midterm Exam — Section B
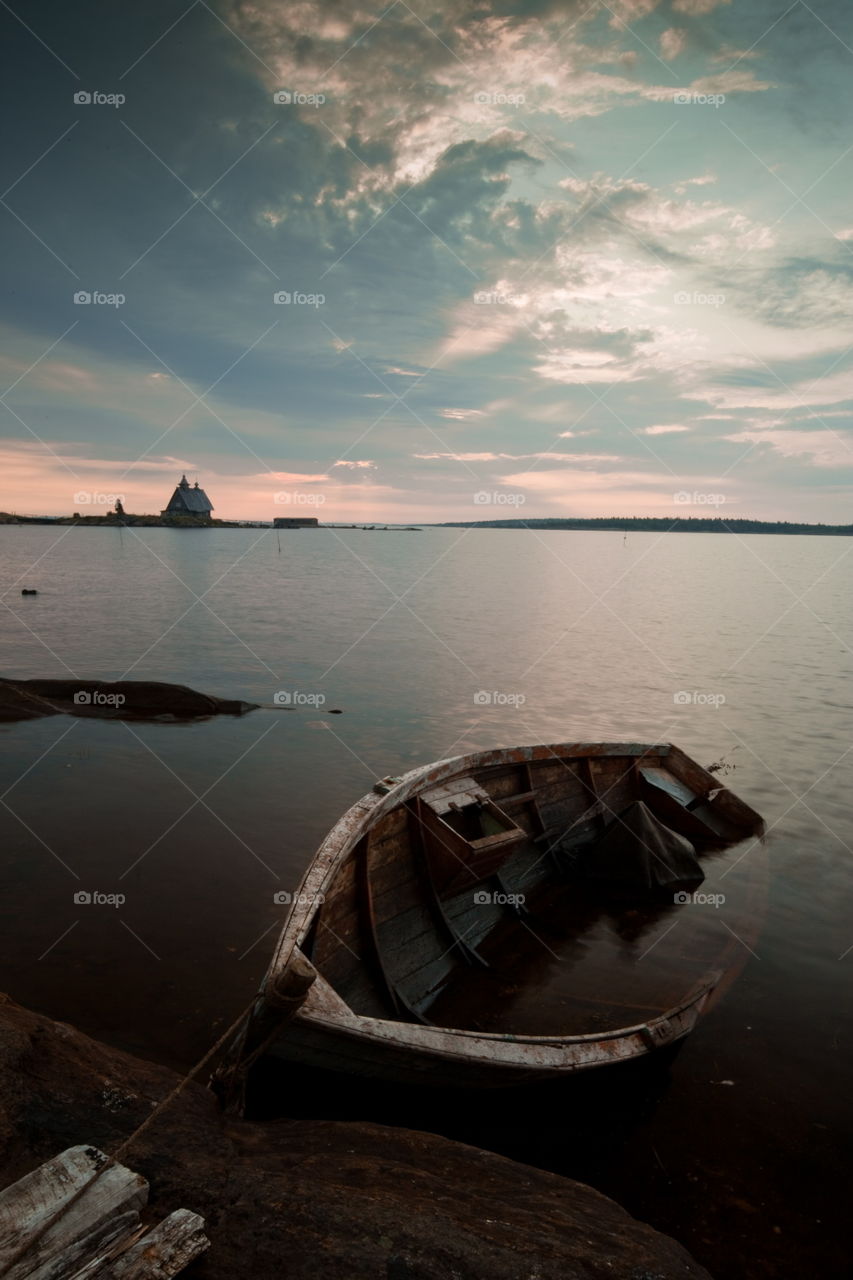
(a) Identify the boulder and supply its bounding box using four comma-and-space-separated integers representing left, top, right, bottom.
0, 678, 258, 722
0, 995, 712, 1279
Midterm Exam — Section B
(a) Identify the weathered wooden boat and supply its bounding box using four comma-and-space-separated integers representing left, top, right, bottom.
216, 742, 764, 1097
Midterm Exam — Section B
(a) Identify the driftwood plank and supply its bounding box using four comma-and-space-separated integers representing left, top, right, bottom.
0, 1146, 147, 1280
71, 1209, 209, 1278
0, 1147, 209, 1280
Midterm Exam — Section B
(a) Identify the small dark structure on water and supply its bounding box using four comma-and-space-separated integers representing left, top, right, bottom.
273, 516, 319, 529
162, 475, 214, 519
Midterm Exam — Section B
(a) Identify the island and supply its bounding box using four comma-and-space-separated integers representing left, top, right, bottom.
436, 516, 853, 535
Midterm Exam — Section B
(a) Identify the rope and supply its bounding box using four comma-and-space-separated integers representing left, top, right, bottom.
3, 996, 256, 1275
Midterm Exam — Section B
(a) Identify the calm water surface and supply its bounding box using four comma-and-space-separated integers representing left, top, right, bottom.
1, 526, 850, 1279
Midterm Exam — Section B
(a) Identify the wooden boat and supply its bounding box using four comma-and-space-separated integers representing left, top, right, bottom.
216, 742, 764, 1097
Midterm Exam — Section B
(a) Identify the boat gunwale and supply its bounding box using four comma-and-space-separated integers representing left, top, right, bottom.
295, 967, 721, 1050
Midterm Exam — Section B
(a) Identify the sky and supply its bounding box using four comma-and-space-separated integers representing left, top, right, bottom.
1, 0, 852, 522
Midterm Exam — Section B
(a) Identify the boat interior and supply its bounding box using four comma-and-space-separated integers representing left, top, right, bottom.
300, 748, 763, 1036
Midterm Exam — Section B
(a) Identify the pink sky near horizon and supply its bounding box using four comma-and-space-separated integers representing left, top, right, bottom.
0, 443, 839, 524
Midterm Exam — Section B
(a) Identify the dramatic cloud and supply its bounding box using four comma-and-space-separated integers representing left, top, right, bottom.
1, 0, 851, 520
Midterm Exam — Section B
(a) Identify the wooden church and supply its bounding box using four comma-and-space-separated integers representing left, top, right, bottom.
161, 475, 214, 519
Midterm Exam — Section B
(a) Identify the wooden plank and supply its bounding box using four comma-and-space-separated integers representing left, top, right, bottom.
406, 800, 487, 969
0, 1147, 208, 1280
419, 777, 490, 813
73, 1209, 208, 1278
0, 1146, 146, 1280
639, 765, 695, 807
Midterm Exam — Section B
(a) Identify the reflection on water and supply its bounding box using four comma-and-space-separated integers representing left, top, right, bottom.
429, 839, 763, 1036
1, 527, 851, 1279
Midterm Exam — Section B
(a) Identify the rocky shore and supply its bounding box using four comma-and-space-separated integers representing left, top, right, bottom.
0, 994, 712, 1278
0, 677, 259, 723
0, 513, 236, 527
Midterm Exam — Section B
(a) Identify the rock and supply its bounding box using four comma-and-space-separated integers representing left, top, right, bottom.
0, 678, 259, 723
0, 995, 712, 1279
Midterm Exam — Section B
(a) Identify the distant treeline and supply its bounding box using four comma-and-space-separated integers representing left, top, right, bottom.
437, 517, 853, 535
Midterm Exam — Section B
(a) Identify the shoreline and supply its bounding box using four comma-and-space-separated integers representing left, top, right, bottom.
2, 514, 850, 535
0, 515, 421, 530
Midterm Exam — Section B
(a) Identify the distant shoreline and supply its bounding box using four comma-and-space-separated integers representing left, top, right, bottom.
435, 517, 853, 535
0, 515, 421, 531
1, 514, 851, 535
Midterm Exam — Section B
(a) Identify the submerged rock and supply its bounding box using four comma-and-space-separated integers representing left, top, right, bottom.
0, 995, 712, 1279
0, 678, 259, 723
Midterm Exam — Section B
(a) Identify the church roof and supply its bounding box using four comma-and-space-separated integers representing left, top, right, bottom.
163, 476, 213, 515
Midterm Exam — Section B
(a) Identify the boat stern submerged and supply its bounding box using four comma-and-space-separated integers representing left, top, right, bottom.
262, 964, 722, 1088
214, 742, 763, 1100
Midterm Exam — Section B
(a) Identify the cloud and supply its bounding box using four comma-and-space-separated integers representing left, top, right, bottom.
557, 173, 774, 256
642, 424, 690, 434
728, 260, 853, 330
672, 0, 731, 13
722, 429, 853, 467
2, 0, 849, 521
696, 365, 853, 411
660, 28, 687, 60
494, 464, 739, 516
414, 451, 622, 462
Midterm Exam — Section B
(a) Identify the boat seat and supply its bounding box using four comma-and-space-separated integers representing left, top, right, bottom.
639, 767, 728, 842
417, 778, 528, 893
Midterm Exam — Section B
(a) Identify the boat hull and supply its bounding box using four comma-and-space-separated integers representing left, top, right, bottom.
261, 978, 716, 1088
215, 742, 764, 1101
